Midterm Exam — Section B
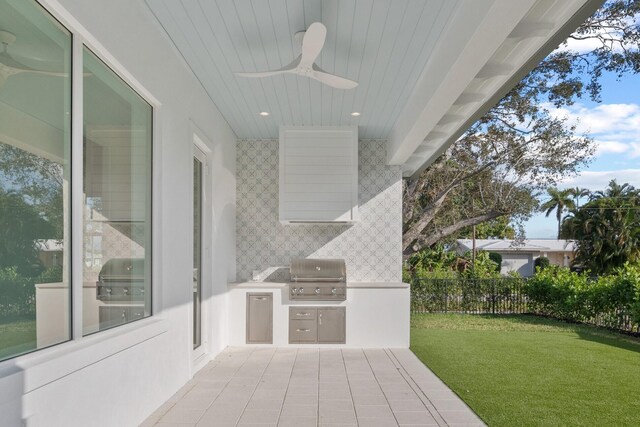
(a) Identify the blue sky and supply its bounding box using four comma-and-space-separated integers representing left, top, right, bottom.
524, 71, 640, 238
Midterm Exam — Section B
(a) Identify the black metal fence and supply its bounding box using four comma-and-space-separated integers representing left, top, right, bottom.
411, 277, 530, 314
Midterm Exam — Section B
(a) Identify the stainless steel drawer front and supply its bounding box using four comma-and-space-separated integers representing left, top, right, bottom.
289, 308, 317, 320
289, 319, 317, 343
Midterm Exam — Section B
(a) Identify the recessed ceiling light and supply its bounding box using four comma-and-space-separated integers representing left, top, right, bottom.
351, 112, 361, 117
259, 111, 269, 116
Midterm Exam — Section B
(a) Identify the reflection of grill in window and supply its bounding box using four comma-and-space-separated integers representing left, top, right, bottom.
96, 258, 145, 302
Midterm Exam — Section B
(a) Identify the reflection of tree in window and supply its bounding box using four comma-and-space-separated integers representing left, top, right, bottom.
0, 143, 62, 278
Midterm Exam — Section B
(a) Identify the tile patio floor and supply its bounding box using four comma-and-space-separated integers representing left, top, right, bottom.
141, 347, 484, 427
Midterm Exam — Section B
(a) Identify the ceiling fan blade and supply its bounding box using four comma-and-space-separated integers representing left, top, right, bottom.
299, 22, 326, 69
236, 70, 287, 78
0, 52, 67, 77
311, 65, 358, 89
236, 55, 301, 78
19, 69, 69, 77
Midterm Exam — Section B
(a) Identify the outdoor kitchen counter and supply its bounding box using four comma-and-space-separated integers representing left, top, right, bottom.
227, 282, 410, 348
228, 282, 408, 288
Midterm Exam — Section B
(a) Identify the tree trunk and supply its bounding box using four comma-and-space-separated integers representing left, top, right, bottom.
402, 190, 450, 253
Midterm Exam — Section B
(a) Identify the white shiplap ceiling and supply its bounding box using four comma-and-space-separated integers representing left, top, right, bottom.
145, 0, 601, 176
145, 0, 460, 139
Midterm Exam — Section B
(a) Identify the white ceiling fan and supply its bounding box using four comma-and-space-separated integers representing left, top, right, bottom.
236, 22, 358, 90
0, 30, 68, 89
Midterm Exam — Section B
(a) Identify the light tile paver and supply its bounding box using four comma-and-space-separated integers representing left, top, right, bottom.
142, 347, 485, 426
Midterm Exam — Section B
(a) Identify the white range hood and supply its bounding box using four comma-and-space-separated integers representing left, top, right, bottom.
279, 126, 358, 224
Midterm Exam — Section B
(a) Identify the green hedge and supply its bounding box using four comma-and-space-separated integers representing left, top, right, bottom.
525, 264, 640, 332
409, 263, 640, 332
0, 267, 62, 320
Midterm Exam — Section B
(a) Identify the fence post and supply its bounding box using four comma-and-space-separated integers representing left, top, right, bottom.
444, 280, 448, 313
492, 279, 496, 314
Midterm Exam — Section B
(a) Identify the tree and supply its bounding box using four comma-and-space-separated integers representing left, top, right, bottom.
562, 180, 640, 274
534, 256, 551, 271
0, 188, 55, 275
569, 187, 591, 208
403, 1, 640, 255
488, 252, 503, 272
460, 217, 516, 240
541, 187, 576, 239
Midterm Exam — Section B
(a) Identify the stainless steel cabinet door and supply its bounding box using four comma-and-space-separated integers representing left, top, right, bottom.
246, 293, 273, 344
317, 307, 346, 344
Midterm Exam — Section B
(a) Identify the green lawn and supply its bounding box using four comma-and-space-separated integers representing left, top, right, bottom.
0, 317, 37, 361
411, 314, 640, 427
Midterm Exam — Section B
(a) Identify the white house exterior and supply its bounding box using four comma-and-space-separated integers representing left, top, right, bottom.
457, 239, 577, 276
0, 0, 602, 425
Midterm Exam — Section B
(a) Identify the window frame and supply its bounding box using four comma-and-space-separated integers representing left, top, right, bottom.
0, 0, 165, 378
80, 44, 155, 336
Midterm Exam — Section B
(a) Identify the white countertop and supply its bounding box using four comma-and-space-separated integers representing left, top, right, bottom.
228, 281, 409, 289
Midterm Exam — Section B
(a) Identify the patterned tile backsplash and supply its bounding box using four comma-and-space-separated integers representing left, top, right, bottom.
236, 139, 402, 283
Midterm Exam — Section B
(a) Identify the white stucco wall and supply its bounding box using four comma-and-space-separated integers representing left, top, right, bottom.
0, 0, 236, 426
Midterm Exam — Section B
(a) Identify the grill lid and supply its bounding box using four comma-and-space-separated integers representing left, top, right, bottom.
290, 258, 346, 282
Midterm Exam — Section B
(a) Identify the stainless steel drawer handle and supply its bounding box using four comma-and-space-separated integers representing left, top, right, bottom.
295, 312, 311, 316
296, 328, 311, 332
254, 297, 268, 300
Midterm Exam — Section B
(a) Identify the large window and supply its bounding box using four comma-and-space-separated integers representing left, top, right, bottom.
82, 48, 152, 335
0, 0, 153, 359
0, 0, 71, 361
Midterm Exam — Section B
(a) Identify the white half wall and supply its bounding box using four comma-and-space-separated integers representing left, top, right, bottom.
0, 0, 237, 426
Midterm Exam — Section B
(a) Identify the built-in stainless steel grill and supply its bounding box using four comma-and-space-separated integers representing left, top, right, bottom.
289, 258, 346, 301
96, 258, 146, 302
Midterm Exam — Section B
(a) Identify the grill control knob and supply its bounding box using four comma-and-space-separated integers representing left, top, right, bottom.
315, 287, 321, 294
331, 287, 337, 295
299, 288, 304, 294
291, 287, 298, 294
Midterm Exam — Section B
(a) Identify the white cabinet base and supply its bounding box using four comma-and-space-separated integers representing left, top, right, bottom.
228, 283, 409, 348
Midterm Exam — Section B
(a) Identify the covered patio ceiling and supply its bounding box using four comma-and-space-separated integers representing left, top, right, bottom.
145, 0, 602, 177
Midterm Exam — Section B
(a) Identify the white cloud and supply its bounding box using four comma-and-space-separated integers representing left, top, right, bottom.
630, 142, 640, 158
550, 103, 640, 134
558, 36, 608, 55
558, 169, 640, 191
594, 139, 629, 155
548, 103, 640, 158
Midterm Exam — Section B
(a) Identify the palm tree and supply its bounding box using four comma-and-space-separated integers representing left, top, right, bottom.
595, 179, 638, 199
541, 187, 575, 239
567, 190, 640, 274
569, 186, 590, 208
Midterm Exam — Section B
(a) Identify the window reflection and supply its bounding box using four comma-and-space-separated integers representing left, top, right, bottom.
0, 0, 71, 361
82, 48, 152, 335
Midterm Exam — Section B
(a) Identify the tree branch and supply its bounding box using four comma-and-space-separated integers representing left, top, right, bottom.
412, 210, 505, 253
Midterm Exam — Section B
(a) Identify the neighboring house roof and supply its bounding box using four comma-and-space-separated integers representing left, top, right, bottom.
35, 239, 64, 252
456, 239, 575, 253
